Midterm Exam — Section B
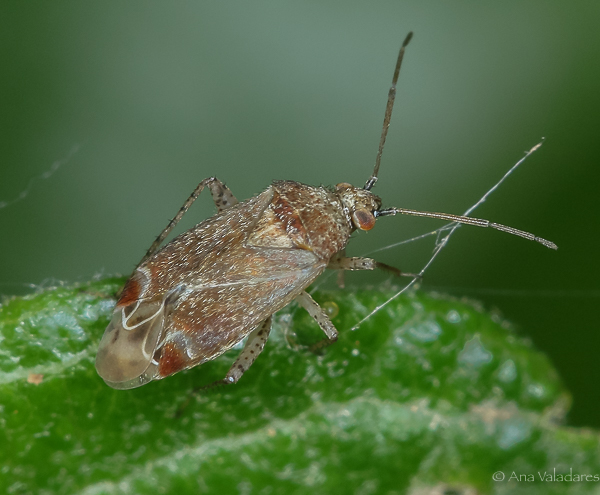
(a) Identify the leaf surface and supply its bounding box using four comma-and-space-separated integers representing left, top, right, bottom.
1, 278, 596, 495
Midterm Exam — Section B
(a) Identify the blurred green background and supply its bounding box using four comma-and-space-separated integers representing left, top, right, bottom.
1, 1, 598, 429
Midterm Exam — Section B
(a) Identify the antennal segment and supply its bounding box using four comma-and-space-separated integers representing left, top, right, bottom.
364, 31, 413, 191
376, 207, 558, 250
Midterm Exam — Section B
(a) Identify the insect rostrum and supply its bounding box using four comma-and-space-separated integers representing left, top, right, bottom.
95, 33, 556, 390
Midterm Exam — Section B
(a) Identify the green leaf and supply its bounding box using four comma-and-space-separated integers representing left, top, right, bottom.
1, 278, 597, 495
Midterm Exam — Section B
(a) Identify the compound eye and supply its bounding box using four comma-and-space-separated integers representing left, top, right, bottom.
352, 208, 376, 231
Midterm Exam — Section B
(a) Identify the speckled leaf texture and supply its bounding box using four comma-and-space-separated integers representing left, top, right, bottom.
1, 278, 598, 495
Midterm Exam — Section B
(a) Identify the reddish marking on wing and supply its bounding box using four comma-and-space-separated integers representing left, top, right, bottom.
149, 264, 163, 279
116, 277, 141, 307
158, 342, 188, 377
271, 192, 311, 248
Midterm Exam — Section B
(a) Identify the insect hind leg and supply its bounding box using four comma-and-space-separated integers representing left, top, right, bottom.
196, 316, 273, 391
208, 179, 239, 212
173, 316, 273, 417
140, 177, 238, 264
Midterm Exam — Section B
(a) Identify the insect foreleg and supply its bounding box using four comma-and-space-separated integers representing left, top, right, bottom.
140, 177, 238, 265
327, 250, 418, 288
295, 291, 339, 352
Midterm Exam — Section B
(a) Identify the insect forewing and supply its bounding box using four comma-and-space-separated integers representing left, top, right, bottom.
96, 186, 337, 389
95, 297, 167, 389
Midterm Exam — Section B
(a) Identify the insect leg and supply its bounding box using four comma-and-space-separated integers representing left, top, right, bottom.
209, 180, 238, 212
327, 251, 418, 288
215, 316, 273, 387
328, 249, 349, 287
173, 317, 272, 417
140, 177, 238, 264
295, 291, 339, 351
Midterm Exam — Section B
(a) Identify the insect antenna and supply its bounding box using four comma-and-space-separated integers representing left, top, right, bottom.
375, 207, 557, 250
364, 31, 413, 191
363, 34, 556, 251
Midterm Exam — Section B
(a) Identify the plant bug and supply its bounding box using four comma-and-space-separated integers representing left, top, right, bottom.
95, 32, 556, 390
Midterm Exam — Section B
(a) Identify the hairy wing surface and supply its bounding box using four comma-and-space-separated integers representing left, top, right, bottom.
96, 187, 329, 388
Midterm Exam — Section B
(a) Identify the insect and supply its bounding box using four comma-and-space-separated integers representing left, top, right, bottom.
95, 33, 556, 390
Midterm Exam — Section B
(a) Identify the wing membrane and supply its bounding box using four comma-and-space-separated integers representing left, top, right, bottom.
95, 298, 166, 389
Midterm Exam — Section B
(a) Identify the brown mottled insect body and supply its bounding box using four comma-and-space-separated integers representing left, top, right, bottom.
96, 33, 556, 390
96, 180, 380, 389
